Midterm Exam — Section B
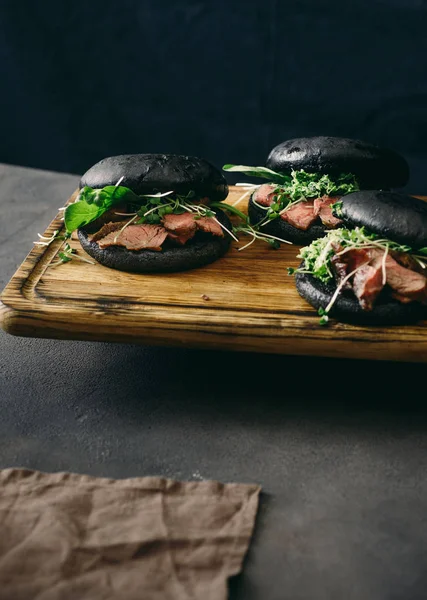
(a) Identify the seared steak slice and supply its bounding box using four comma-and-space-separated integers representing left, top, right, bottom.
97, 224, 168, 251
313, 196, 343, 228
332, 247, 383, 305
162, 212, 197, 235
166, 231, 195, 245
344, 247, 376, 271
332, 245, 427, 309
195, 216, 224, 237
167, 231, 194, 246
162, 212, 197, 245
162, 212, 224, 243
352, 262, 384, 310
91, 221, 124, 242
280, 200, 317, 230
383, 254, 427, 304
332, 247, 372, 287
331, 244, 352, 291
253, 184, 277, 207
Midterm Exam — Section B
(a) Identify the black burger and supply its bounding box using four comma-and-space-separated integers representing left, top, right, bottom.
64, 154, 234, 273
291, 190, 427, 326
224, 136, 410, 246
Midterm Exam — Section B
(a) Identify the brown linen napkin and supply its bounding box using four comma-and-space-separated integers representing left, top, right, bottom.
0, 469, 260, 600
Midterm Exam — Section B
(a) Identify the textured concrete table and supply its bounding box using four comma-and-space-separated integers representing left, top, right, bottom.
1, 163, 427, 600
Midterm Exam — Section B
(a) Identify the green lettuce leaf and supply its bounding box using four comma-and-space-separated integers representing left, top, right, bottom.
64, 185, 140, 234
222, 164, 291, 184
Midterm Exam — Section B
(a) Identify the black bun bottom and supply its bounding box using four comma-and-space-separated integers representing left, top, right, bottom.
248, 196, 327, 245
77, 209, 232, 274
295, 269, 427, 326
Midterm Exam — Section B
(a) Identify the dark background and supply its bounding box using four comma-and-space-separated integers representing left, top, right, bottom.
1, 0, 427, 191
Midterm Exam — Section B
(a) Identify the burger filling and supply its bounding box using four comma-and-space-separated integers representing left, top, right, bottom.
63, 185, 229, 252
222, 165, 359, 231
253, 184, 341, 230
90, 212, 223, 252
290, 227, 427, 323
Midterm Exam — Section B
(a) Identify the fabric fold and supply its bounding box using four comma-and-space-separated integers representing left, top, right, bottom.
0, 469, 260, 600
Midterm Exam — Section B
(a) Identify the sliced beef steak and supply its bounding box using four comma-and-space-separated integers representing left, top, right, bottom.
331, 244, 352, 291
91, 221, 124, 242
383, 254, 427, 304
162, 212, 197, 245
162, 212, 197, 234
331, 245, 372, 291
195, 216, 224, 237
97, 224, 168, 251
161, 212, 223, 244
330, 244, 427, 310
332, 246, 382, 306
352, 263, 384, 310
253, 184, 277, 207
280, 200, 317, 230
339, 247, 373, 272
253, 188, 342, 232
313, 196, 343, 228
91, 210, 225, 252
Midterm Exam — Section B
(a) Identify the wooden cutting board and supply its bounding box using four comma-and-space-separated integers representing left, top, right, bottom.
2, 186, 427, 363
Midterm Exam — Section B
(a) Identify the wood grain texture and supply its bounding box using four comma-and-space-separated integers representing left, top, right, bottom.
2, 187, 427, 362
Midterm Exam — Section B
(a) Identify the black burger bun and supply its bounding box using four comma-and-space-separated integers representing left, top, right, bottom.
80, 154, 229, 202
77, 208, 233, 274
266, 136, 409, 190
295, 268, 427, 326
339, 190, 427, 250
248, 195, 326, 245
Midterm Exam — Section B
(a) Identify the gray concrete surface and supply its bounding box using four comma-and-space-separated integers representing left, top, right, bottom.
1, 164, 427, 600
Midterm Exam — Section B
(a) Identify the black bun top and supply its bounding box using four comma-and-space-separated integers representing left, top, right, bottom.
80, 154, 228, 202
340, 190, 427, 249
266, 136, 409, 189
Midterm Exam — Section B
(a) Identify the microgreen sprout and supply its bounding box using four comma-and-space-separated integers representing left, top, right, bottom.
318, 308, 329, 326
233, 223, 292, 251
231, 184, 261, 207
34, 230, 61, 246
211, 201, 290, 249
35, 226, 94, 268
50, 242, 95, 267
